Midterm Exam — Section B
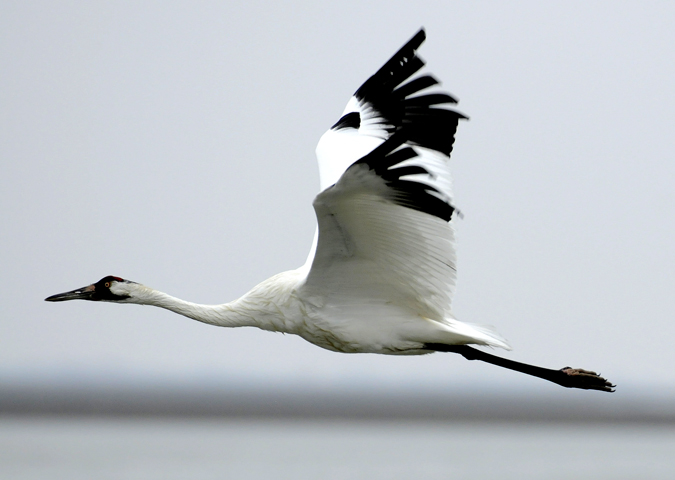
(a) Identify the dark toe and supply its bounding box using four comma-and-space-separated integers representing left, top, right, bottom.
559, 367, 615, 392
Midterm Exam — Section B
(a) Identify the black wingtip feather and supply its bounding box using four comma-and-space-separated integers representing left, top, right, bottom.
357, 132, 409, 162
353, 133, 456, 222
405, 93, 458, 106
344, 29, 466, 157
377, 29, 427, 78
394, 75, 439, 99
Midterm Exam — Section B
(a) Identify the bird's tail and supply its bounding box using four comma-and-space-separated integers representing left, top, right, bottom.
466, 322, 512, 350
442, 319, 512, 351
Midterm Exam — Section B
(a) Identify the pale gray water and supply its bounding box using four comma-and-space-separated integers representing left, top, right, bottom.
1, 418, 673, 479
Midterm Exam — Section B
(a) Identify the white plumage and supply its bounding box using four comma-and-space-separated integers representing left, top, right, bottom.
46, 29, 614, 391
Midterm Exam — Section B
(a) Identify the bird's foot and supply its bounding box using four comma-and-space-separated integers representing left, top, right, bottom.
558, 367, 615, 392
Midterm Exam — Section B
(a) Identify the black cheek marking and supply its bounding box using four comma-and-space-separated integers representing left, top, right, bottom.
92, 275, 131, 302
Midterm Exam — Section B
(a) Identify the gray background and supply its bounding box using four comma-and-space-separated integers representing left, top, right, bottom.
2, 1, 674, 400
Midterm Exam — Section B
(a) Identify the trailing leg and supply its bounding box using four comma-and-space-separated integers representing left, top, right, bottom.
425, 343, 615, 392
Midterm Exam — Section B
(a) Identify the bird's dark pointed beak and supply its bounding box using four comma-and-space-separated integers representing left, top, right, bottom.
45, 284, 96, 302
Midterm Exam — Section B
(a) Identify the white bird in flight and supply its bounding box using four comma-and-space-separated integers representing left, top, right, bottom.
47, 29, 614, 392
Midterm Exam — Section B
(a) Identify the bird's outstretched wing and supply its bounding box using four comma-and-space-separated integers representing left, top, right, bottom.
313, 29, 466, 191
300, 29, 470, 325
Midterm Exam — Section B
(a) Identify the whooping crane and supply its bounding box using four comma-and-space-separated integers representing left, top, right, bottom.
46, 29, 614, 392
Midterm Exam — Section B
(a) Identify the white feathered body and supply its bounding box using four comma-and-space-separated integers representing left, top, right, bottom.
105, 29, 511, 356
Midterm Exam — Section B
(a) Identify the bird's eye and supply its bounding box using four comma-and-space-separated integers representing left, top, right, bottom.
104, 282, 110, 288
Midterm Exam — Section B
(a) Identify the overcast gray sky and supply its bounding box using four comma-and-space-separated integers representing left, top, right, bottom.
2, 1, 674, 397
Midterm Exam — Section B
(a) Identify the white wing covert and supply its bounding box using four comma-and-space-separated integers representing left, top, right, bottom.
302, 29, 468, 324
304, 136, 460, 323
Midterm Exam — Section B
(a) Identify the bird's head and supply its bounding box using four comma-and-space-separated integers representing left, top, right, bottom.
45, 276, 137, 303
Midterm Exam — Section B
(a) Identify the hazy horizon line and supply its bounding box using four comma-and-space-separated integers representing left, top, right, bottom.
2, 381, 673, 423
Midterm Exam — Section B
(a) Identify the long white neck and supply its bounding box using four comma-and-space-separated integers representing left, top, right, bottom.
112, 270, 306, 333
130, 287, 256, 328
